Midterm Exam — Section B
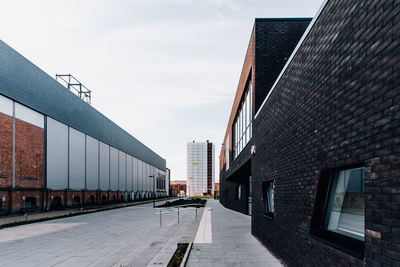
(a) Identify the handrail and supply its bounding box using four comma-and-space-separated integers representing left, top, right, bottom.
154, 206, 203, 227
154, 207, 200, 215
157, 203, 203, 209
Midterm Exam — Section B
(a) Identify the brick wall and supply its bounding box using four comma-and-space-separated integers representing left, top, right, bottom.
220, 143, 252, 212
221, 179, 249, 214
0, 113, 12, 188
15, 119, 44, 188
170, 183, 187, 196
10, 190, 43, 212
0, 110, 148, 212
100, 191, 109, 203
220, 19, 310, 216
251, 0, 400, 265
0, 191, 7, 212
254, 18, 311, 113
47, 190, 67, 209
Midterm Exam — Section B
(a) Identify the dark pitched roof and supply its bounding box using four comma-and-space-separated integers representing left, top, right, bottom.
0, 40, 166, 170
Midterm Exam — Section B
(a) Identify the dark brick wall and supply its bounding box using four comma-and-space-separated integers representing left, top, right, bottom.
0, 113, 12, 188
220, 178, 249, 215
220, 142, 252, 212
251, 0, 400, 266
254, 18, 311, 113
220, 19, 310, 216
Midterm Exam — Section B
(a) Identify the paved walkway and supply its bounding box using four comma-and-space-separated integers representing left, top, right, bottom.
0, 201, 202, 267
0, 198, 176, 228
187, 199, 282, 267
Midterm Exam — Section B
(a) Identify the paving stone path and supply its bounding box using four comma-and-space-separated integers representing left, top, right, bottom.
0, 201, 201, 267
187, 199, 282, 267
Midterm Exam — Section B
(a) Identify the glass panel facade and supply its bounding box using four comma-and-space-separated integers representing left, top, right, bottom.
186, 142, 211, 196
323, 167, 365, 241
233, 82, 252, 159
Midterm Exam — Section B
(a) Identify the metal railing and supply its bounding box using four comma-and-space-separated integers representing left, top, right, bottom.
154, 204, 203, 227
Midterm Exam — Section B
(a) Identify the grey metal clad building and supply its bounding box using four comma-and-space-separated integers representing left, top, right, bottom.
0, 39, 167, 211
0, 40, 165, 171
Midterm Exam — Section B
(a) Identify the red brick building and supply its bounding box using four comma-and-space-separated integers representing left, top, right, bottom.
0, 40, 169, 214
170, 180, 187, 197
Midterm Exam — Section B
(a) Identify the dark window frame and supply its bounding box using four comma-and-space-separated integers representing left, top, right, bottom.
310, 163, 365, 259
25, 197, 37, 208
262, 180, 274, 219
237, 184, 241, 200
232, 73, 253, 161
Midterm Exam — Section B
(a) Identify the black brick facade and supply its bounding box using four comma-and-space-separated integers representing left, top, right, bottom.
254, 18, 311, 113
220, 0, 400, 266
219, 19, 310, 215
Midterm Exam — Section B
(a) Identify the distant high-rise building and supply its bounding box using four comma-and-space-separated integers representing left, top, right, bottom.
186, 140, 215, 196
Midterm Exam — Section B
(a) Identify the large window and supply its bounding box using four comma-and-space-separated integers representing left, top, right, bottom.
225, 135, 229, 170
311, 166, 365, 257
233, 82, 252, 159
262, 180, 274, 217
323, 167, 365, 240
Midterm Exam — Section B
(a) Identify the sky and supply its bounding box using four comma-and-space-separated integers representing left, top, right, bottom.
0, 0, 322, 182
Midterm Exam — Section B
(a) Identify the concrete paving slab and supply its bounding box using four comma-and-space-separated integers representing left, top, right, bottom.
0, 198, 176, 229
0, 201, 201, 267
187, 199, 282, 267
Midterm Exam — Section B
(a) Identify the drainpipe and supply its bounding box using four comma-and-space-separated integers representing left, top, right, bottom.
44, 116, 48, 211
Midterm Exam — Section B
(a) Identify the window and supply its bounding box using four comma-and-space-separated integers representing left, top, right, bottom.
323, 167, 365, 239
263, 181, 274, 217
233, 81, 252, 159
237, 184, 241, 200
311, 166, 365, 258
73, 196, 80, 206
25, 197, 37, 208
225, 135, 229, 170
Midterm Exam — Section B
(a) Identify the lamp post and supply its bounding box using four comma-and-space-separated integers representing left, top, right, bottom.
149, 175, 155, 208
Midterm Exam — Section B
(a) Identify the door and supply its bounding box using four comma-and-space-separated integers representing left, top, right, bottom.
248, 176, 252, 216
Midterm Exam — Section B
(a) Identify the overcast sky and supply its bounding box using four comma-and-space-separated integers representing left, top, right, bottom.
1, 0, 322, 182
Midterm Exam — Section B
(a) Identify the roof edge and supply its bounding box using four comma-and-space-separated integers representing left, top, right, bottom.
254, 0, 329, 119
255, 17, 312, 22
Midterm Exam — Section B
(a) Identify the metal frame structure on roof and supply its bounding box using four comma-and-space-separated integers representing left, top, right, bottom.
0, 40, 166, 170
56, 74, 91, 105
